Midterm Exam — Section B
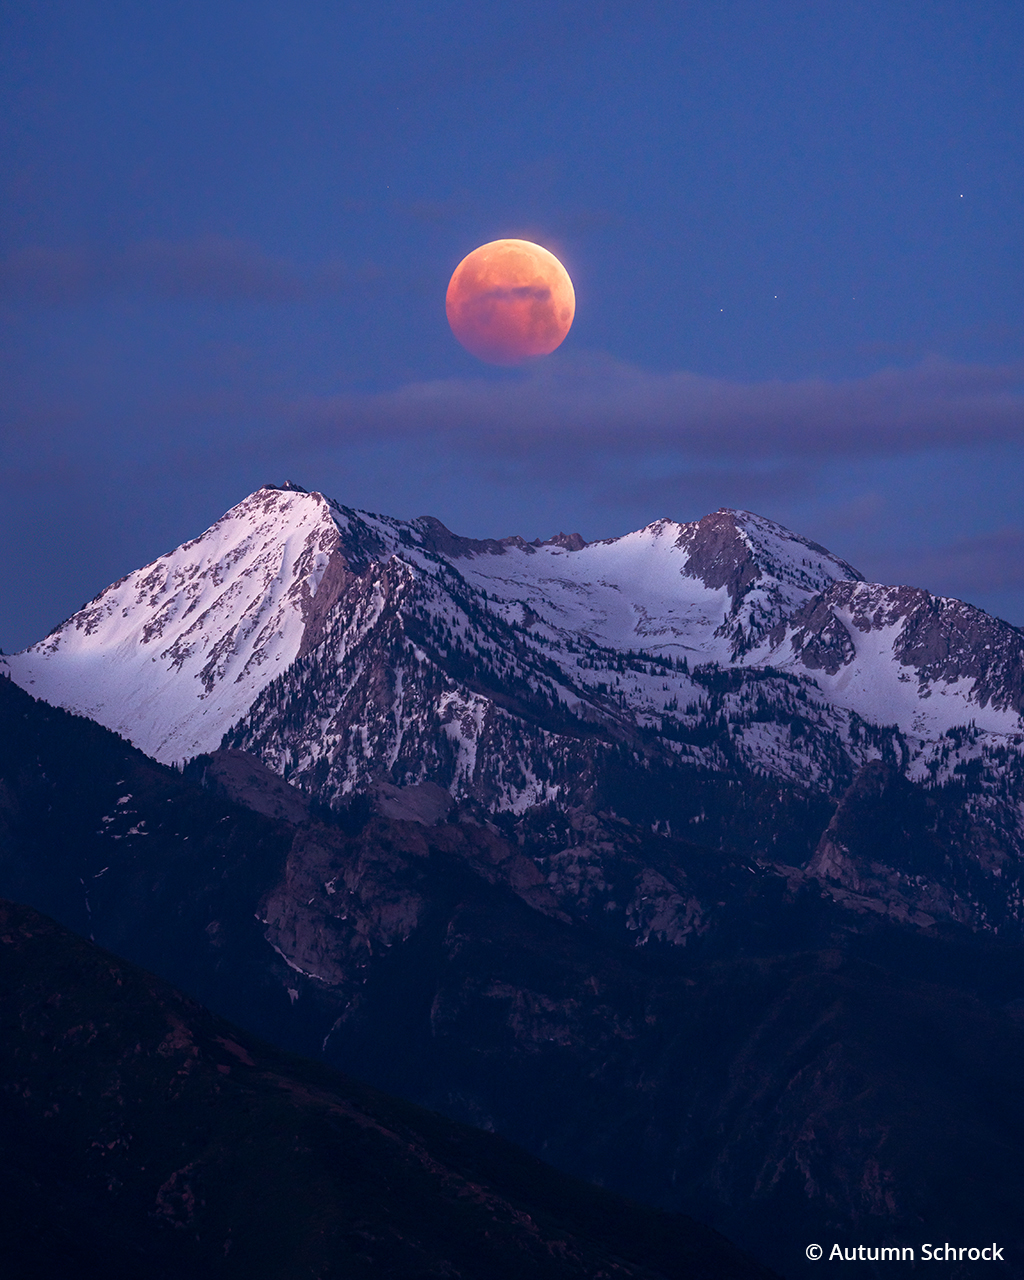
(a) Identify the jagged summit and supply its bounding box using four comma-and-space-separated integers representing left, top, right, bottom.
3, 484, 1022, 807
450, 505, 864, 664
676, 507, 863, 595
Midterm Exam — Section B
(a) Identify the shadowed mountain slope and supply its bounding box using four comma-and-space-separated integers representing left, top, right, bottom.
0, 896, 776, 1280
3, 676, 1024, 1277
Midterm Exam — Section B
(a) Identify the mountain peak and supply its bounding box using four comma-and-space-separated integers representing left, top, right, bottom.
532, 530, 588, 551
675, 509, 764, 600
676, 508, 863, 601
7, 482, 1021, 797
5, 485, 348, 761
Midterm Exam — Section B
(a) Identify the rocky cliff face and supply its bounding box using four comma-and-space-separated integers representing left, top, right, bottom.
674, 507, 863, 656
769, 579, 1024, 714
3, 677, 1024, 1279
7, 482, 1024, 948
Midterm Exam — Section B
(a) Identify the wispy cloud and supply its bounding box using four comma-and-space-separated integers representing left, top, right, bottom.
0, 239, 362, 305
593, 463, 815, 511
287, 354, 1024, 465
882, 528, 1024, 597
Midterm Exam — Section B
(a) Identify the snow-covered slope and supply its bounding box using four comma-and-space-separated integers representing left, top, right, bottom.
452, 508, 863, 664
756, 580, 1024, 743
5, 483, 1023, 796
4, 486, 348, 761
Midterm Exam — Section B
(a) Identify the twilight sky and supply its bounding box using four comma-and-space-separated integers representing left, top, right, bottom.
2, 1, 1023, 650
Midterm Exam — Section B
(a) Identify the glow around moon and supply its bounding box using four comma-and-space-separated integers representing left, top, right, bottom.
446, 239, 575, 365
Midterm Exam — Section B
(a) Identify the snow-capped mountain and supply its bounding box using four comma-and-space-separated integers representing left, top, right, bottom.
4, 486, 345, 761
6, 480, 1024, 935
8, 481, 1024, 773
6, 485, 1024, 1278
7, 482, 1021, 775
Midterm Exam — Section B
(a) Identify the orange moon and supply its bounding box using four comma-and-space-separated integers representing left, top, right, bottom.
446, 239, 575, 365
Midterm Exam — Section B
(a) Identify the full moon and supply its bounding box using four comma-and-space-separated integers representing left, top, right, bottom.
446, 239, 575, 365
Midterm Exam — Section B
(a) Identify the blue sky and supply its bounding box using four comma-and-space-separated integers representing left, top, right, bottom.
2, 1, 1023, 649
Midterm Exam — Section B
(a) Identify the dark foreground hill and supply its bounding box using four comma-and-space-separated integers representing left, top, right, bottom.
4, 679, 1024, 1277
0, 896, 774, 1280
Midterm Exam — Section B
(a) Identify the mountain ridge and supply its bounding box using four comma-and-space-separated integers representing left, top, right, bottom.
0, 893, 777, 1280
3, 673, 1023, 1278
8, 483, 1015, 764
5, 483, 1024, 947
